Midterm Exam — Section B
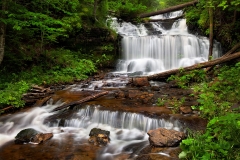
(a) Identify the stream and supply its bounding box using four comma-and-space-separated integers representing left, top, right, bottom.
0, 10, 221, 160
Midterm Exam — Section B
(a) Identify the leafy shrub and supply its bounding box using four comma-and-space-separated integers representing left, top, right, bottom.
167, 69, 207, 89
0, 49, 96, 109
0, 81, 30, 108
194, 62, 240, 118
180, 113, 240, 160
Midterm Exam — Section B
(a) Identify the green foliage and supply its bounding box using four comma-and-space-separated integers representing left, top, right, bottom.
167, 69, 207, 89
157, 96, 185, 113
108, 0, 148, 20
0, 81, 30, 108
0, 49, 96, 109
194, 62, 240, 118
180, 113, 240, 159
185, 0, 240, 49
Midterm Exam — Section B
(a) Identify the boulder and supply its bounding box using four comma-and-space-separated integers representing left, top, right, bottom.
132, 77, 150, 87
15, 128, 53, 144
147, 128, 186, 147
88, 128, 110, 146
180, 106, 193, 114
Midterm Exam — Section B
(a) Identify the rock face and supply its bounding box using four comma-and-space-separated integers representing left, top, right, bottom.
88, 128, 110, 146
147, 128, 186, 147
15, 128, 53, 144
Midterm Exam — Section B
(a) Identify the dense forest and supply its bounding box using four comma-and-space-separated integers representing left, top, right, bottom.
0, 0, 240, 159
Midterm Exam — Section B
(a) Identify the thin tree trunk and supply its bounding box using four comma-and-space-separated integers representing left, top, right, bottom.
208, 2, 214, 60
147, 52, 240, 80
0, 0, 7, 65
138, 0, 198, 18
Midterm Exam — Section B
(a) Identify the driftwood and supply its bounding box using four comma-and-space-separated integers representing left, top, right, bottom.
23, 85, 53, 105
148, 51, 240, 80
139, 0, 198, 18
33, 96, 52, 107
146, 15, 184, 22
52, 91, 109, 112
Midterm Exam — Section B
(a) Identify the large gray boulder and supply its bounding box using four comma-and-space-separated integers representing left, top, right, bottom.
147, 128, 186, 147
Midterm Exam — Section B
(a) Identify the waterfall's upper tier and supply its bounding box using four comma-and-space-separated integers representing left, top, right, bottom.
108, 10, 222, 75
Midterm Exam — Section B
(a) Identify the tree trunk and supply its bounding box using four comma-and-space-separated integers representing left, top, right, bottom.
138, 0, 198, 18
147, 52, 240, 80
223, 42, 240, 57
146, 15, 184, 22
208, 2, 214, 60
0, 0, 7, 65
52, 91, 109, 112
205, 42, 240, 71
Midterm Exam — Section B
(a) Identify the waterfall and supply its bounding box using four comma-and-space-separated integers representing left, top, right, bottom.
109, 10, 222, 75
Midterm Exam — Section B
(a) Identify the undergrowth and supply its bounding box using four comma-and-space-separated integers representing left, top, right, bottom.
166, 62, 240, 160
0, 49, 108, 110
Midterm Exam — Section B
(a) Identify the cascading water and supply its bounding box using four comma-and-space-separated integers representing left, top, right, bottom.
110, 10, 222, 75
0, 10, 215, 159
0, 103, 181, 159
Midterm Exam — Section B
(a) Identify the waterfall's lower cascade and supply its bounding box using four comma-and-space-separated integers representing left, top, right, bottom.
0, 104, 181, 159
110, 10, 222, 75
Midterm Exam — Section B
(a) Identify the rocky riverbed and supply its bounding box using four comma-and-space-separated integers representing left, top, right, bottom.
0, 70, 207, 160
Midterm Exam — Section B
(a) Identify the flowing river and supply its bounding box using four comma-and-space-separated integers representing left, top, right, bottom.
0, 10, 220, 160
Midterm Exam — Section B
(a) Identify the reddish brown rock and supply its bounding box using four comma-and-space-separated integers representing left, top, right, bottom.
132, 77, 150, 87
32, 133, 53, 144
180, 106, 192, 114
147, 128, 186, 147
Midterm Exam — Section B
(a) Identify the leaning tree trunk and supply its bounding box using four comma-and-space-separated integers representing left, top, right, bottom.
0, 0, 7, 65
138, 0, 198, 18
208, 1, 214, 60
147, 52, 240, 80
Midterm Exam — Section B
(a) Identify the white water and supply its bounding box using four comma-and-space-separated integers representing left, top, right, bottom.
110, 10, 222, 75
0, 103, 180, 158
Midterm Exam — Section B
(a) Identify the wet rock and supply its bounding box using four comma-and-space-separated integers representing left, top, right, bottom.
132, 77, 150, 87
147, 128, 186, 147
88, 128, 110, 146
136, 145, 181, 160
179, 106, 192, 114
115, 90, 126, 99
15, 128, 53, 144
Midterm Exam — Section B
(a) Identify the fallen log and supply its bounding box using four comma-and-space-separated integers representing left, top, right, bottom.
146, 15, 184, 22
147, 51, 240, 80
206, 42, 240, 72
139, 0, 198, 18
221, 42, 240, 57
52, 91, 109, 112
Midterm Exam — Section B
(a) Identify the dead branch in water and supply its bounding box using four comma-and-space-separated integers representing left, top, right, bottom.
52, 91, 109, 112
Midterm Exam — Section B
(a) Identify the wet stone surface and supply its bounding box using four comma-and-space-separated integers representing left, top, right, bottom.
0, 71, 207, 160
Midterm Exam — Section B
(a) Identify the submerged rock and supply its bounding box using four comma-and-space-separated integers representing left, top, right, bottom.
15, 128, 53, 144
147, 128, 186, 147
88, 128, 110, 146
